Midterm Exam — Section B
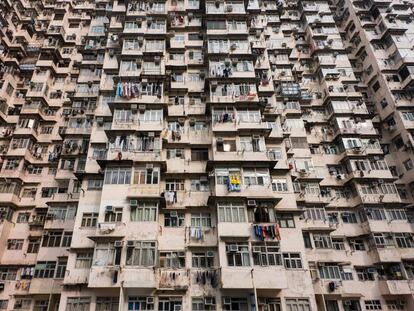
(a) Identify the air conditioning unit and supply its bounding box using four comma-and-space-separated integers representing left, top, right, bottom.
105, 205, 114, 213
189, 118, 196, 125
146, 297, 154, 304
247, 200, 256, 207
96, 116, 104, 126
114, 241, 123, 248
204, 297, 214, 305
228, 244, 238, 252
367, 268, 376, 273
130, 199, 138, 206
178, 118, 185, 125
127, 240, 135, 247
223, 297, 231, 305
170, 211, 178, 217
206, 251, 215, 257
174, 305, 181, 311
146, 164, 154, 169
138, 104, 146, 111
216, 137, 224, 144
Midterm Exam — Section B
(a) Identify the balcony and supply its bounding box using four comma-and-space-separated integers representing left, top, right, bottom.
111, 120, 163, 132
158, 269, 189, 290
186, 226, 217, 247
88, 266, 120, 288
121, 267, 157, 288
29, 279, 63, 294
213, 184, 277, 199
217, 222, 250, 237
127, 184, 162, 198
64, 269, 89, 285
220, 267, 287, 289
106, 149, 162, 162
378, 279, 411, 295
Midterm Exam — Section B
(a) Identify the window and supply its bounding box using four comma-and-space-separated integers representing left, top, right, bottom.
277, 213, 295, 228
386, 300, 405, 310
349, 239, 366, 251
133, 167, 160, 184
356, 267, 375, 281
27, 239, 40, 253
387, 209, 407, 221
364, 300, 382, 310
192, 251, 215, 268
192, 297, 216, 311
7, 239, 23, 250
226, 242, 250, 266
48, 206, 76, 221
190, 178, 210, 192
104, 167, 132, 184
191, 149, 209, 161
96, 297, 119, 311
42, 231, 62, 247
104, 207, 123, 222
55, 258, 67, 278
285, 298, 311, 311
131, 201, 158, 222
304, 208, 327, 221
222, 297, 247, 311
191, 213, 212, 227
167, 148, 184, 159
159, 298, 182, 311
394, 233, 414, 248
126, 241, 156, 266
66, 297, 90, 311
88, 179, 103, 190
332, 238, 345, 250
367, 208, 387, 221
13, 298, 31, 310
403, 159, 414, 171
313, 233, 333, 249
218, 203, 246, 222
283, 253, 303, 269
81, 213, 98, 227
243, 168, 269, 186
34, 300, 48, 311
164, 211, 185, 227
303, 232, 312, 248
272, 179, 288, 192
0, 301, 7, 310
341, 212, 358, 224
93, 242, 116, 266
319, 265, 341, 279
128, 296, 154, 311
252, 242, 282, 266
159, 251, 186, 268
0, 268, 17, 280
165, 179, 185, 191
34, 261, 56, 278
75, 252, 93, 269
61, 232, 72, 247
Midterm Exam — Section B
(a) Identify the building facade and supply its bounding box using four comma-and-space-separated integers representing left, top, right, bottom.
0, 0, 414, 310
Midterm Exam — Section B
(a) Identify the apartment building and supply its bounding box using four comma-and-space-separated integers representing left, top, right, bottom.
0, 0, 413, 310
